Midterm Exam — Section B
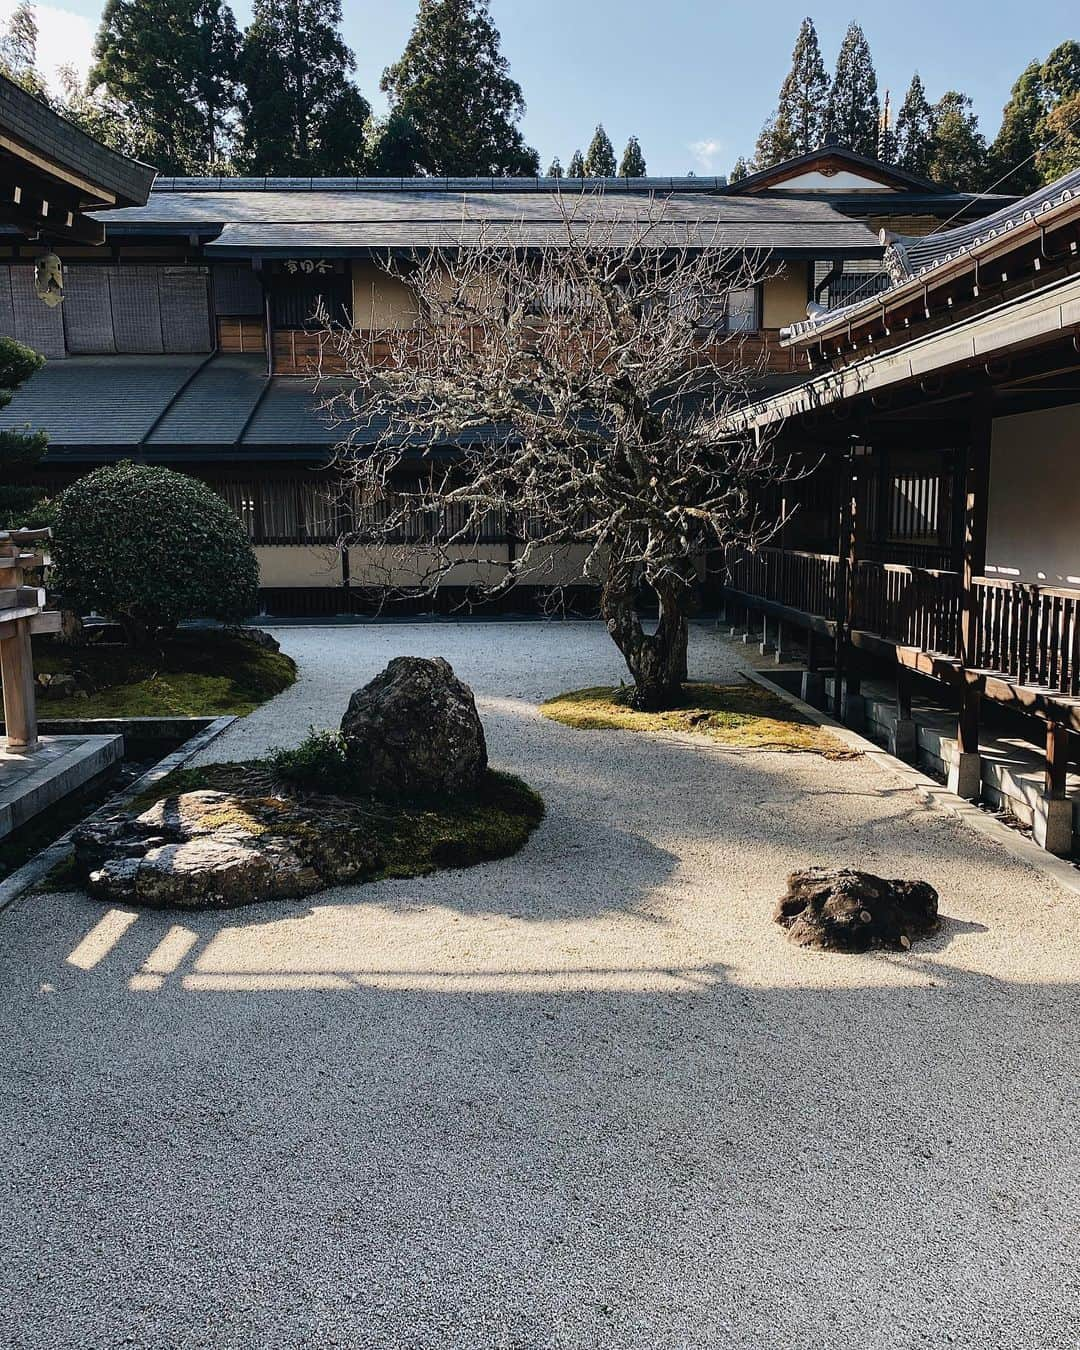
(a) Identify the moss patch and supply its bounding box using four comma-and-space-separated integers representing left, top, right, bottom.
541, 681, 859, 759
128, 763, 545, 882
34, 631, 296, 718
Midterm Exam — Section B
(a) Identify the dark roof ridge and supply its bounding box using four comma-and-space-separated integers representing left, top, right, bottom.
150, 175, 730, 195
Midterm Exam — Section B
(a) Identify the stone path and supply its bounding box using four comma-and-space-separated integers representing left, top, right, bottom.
1, 622, 1077, 1348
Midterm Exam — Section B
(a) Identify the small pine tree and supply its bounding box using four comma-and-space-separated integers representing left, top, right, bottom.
753, 112, 796, 170
729, 156, 752, 183
547, 156, 563, 178
928, 91, 987, 190
381, 0, 539, 176
567, 148, 585, 177
826, 22, 880, 157
584, 124, 616, 177
0, 337, 47, 529
619, 135, 646, 177
775, 17, 829, 155
894, 72, 936, 178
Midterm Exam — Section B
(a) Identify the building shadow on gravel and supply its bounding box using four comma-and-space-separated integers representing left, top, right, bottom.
2, 928, 1076, 1349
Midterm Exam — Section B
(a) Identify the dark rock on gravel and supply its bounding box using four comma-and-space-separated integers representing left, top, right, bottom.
340, 655, 487, 798
775, 867, 939, 952
72, 788, 384, 909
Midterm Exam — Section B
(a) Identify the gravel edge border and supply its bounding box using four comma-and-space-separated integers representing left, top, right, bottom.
0, 715, 237, 916
742, 668, 1080, 901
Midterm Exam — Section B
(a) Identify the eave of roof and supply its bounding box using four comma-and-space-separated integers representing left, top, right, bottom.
738, 271, 1080, 432
726, 145, 945, 196
782, 167, 1080, 347
0, 74, 155, 207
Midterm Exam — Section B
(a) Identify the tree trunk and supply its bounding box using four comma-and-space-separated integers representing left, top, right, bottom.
600, 563, 689, 711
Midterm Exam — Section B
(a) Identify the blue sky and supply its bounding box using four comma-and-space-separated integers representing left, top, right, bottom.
8, 0, 1078, 176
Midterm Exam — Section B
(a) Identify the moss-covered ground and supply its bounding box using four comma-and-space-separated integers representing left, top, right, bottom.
34, 631, 297, 718
541, 681, 859, 759
128, 762, 545, 881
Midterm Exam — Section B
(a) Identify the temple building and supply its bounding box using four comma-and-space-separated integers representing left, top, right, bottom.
724, 165, 1080, 853
0, 143, 1010, 615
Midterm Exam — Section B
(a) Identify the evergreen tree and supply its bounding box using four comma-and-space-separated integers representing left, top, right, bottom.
1037, 91, 1080, 181
775, 17, 828, 155
381, 0, 539, 176
987, 62, 1043, 193
241, 0, 369, 175
989, 42, 1080, 189
90, 0, 241, 174
729, 156, 752, 183
825, 22, 880, 157
895, 73, 936, 178
619, 135, 646, 177
567, 148, 585, 178
0, 337, 47, 529
57, 64, 144, 160
367, 109, 424, 176
928, 91, 987, 190
547, 156, 563, 178
752, 112, 795, 170
584, 124, 616, 176
0, 2, 45, 96
877, 90, 896, 164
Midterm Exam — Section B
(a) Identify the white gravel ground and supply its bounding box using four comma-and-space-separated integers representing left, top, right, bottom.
2, 621, 1078, 1350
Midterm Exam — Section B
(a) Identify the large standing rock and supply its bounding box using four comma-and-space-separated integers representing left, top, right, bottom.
340, 656, 487, 798
775, 867, 939, 952
72, 789, 384, 909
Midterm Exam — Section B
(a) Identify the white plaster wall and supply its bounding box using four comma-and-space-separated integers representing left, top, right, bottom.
256, 545, 342, 588
986, 405, 1080, 588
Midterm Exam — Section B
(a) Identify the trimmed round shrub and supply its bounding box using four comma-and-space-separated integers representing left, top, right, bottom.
51, 463, 259, 644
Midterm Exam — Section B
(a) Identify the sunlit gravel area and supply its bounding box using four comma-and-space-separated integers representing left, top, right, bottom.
1, 620, 1077, 1349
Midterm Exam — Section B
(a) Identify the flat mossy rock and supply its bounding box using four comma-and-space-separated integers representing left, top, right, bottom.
340, 655, 487, 798
775, 867, 939, 952
72, 789, 384, 910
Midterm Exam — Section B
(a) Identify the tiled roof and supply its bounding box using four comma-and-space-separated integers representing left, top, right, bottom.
98, 188, 882, 257
0, 354, 548, 460
0, 355, 206, 445
0, 73, 155, 207
884, 166, 1080, 278
0, 354, 345, 456
782, 166, 1080, 343
148, 175, 731, 195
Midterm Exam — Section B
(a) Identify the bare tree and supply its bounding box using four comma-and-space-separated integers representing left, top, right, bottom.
324, 198, 790, 710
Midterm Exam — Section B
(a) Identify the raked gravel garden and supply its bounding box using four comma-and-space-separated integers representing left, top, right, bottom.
1, 621, 1078, 1349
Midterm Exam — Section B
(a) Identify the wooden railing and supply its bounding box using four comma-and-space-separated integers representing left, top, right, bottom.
727, 547, 1080, 698
725, 546, 838, 616
976, 578, 1080, 696
855, 561, 961, 656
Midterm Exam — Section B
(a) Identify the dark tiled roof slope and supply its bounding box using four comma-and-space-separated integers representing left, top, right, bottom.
97, 188, 882, 257
0, 355, 355, 456
782, 167, 1080, 342
0, 73, 155, 206
885, 166, 1080, 278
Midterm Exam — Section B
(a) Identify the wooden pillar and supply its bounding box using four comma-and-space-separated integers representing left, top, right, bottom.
896, 665, 913, 721
948, 394, 992, 797
1045, 723, 1069, 801
834, 448, 864, 724
956, 394, 992, 757
0, 618, 37, 749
